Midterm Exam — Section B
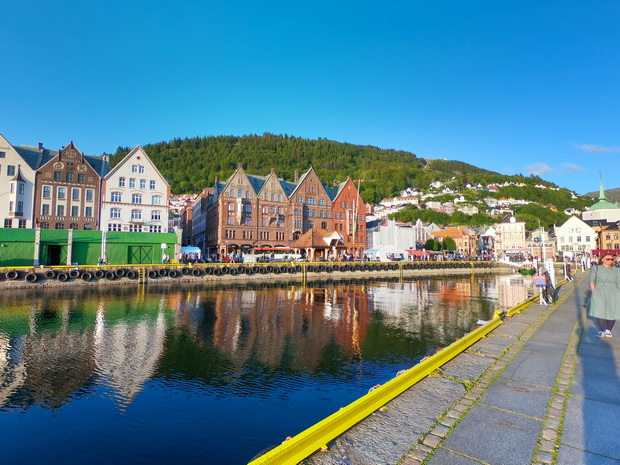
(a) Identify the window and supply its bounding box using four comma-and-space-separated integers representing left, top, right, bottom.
54, 171, 61, 180
43, 186, 51, 198
57, 205, 65, 216
151, 211, 161, 220
42, 204, 50, 215
119, 177, 125, 187
10, 183, 14, 194
131, 210, 141, 220
85, 206, 92, 218
129, 178, 136, 188
308, 220, 314, 229
71, 206, 79, 217
246, 190, 250, 199
4, 219, 11, 228
152, 195, 161, 205
278, 194, 282, 202
149, 226, 162, 233
40, 222, 49, 229
18, 183, 24, 194
7, 165, 15, 176
321, 221, 327, 229
108, 224, 122, 231
132, 194, 142, 204
129, 224, 141, 232
72, 188, 80, 200
16, 201, 23, 213
150, 180, 156, 190
238, 189, 242, 198
308, 197, 316, 205
86, 189, 93, 201
297, 196, 303, 203
228, 203, 235, 211
110, 208, 121, 218
55, 223, 65, 230
111, 192, 122, 202
225, 230, 236, 239
0, 151, 4, 158
58, 187, 66, 199
139, 165, 144, 173
78, 174, 85, 183
66, 173, 73, 182
84, 224, 92, 230
69, 223, 78, 230
319, 199, 325, 206
230, 189, 235, 197
140, 179, 146, 189
131, 164, 138, 173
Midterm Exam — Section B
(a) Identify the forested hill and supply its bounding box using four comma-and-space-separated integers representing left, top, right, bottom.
109, 134, 590, 209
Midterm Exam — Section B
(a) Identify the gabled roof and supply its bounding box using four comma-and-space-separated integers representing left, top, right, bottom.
291, 229, 345, 249
17, 143, 109, 177
10, 165, 28, 183
103, 145, 166, 184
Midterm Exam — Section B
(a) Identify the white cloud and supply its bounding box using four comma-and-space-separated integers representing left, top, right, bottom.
525, 163, 554, 176
561, 163, 585, 173
575, 143, 620, 153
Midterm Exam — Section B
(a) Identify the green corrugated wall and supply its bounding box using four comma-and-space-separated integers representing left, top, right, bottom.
0, 229, 178, 267
0, 228, 36, 266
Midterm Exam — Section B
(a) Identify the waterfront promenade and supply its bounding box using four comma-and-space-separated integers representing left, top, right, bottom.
303, 270, 620, 465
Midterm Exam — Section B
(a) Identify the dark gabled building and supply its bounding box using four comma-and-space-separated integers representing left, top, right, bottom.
32, 142, 109, 231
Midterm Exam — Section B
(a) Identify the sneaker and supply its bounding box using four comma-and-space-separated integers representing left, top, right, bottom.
598, 331, 606, 337
604, 330, 613, 338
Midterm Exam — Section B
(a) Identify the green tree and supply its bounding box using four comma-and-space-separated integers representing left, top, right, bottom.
443, 237, 457, 251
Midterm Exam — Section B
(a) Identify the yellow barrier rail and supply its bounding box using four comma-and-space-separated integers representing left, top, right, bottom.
248, 309, 512, 465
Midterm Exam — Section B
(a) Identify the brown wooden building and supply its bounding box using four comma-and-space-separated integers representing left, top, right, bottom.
199, 165, 365, 258
33, 142, 108, 230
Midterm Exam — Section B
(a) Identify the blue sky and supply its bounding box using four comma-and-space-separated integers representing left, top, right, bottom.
2, 1, 619, 195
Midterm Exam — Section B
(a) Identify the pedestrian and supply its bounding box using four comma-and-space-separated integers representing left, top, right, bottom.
589, 253, 620, 337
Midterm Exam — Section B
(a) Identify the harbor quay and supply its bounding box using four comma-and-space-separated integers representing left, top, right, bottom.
296, 270, 618, 465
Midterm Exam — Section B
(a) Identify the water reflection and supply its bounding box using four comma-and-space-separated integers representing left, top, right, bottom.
0, 274, 535, 464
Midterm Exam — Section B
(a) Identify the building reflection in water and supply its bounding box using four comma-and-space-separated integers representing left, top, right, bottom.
0, 275, 534, 412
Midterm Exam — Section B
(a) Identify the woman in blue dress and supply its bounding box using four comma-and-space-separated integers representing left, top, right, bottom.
589, 253, 620, 337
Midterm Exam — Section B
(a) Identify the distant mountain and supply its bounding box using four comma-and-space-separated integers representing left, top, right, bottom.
585, 187, 620, 203
110, 134, 593, 213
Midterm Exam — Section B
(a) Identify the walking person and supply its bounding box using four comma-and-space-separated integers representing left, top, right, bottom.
589, 253, 620, 337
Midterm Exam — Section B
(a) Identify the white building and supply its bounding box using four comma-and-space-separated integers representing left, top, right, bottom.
100, 146, 170, 233
0, 134, 38, 228
370, 218, 438, 251
494, 214, 526, 258
555, 216, 596, 258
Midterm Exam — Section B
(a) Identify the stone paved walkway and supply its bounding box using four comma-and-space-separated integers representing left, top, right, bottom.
408, 271, 620, 465
303, 270, 620, 465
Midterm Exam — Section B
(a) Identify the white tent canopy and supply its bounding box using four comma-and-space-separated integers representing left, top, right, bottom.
363, 245, 408, 262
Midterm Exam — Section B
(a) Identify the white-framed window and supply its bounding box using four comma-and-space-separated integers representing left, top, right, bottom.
85, 207, 93, 217
129, 224, 141, 232
57, 205, 65, 216
43, 186, 51, 198
108, 223, 122, 231
119, 177, 126, 187
18, 183, 24, 194
140, 179, 146, 189
131, 209, 141, 220
86, 189, 94, 201
132, 194, 142, 204
149, 225, 162, 233
111, 192, 122, 202
131, 164, 138, 173
71, 206, 79, 217
151, 210, 161, 220
129, 178, 136, 188
152, 195, 161, 205
72, 188, 80, 200
110, 208, 121, 218
41, 204, 50, 215
150, 180, 156, 190
58, 187, 66, 199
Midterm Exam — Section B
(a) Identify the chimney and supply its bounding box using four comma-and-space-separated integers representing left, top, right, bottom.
38, 142, 43, 151
294, 170, 299, 183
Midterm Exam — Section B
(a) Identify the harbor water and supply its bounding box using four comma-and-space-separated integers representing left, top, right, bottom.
0, 273, 535, 464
